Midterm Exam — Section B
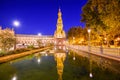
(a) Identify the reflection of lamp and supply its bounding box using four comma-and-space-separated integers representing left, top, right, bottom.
89, 55, 93, 78
45, 53, 48, 56
37, 58, 41, 64
35, 53, 41, 64
89, 72, 93, 78
73, 52, 76, 60
11, 75, 17, 80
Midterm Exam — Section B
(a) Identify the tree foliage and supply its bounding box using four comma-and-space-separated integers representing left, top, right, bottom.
0, 29, 15, 51
67, 26, 88, 44
81, 0, 120, 45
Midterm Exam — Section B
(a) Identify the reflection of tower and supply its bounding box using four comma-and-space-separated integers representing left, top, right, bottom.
54, 8, 66, 50
54, 53, 66, 80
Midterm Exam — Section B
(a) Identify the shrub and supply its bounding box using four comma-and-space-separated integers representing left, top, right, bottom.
0, 48, 30, 57
27, 45, 35, 49
0, 51, 6, 57
6, 50, 16, 55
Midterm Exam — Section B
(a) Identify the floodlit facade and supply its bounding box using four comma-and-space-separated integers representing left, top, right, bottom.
54, 8, 66, 50
54, 8, 66, 38
0, 26, 54, 49
16, 34, 54, 48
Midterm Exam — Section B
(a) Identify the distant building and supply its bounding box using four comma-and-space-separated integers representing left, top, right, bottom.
0, 26, 54, 49
1, 8, 67, 50
16, 34, 54, 48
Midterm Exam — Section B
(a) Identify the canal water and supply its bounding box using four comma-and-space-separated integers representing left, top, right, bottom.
0, 49, 120, 80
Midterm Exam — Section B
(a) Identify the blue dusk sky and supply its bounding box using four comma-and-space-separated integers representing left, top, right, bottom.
0, 0, 87, 35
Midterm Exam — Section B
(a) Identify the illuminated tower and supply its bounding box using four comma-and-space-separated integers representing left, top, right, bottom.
54, 8, 66, 50
54, 8, 66, 38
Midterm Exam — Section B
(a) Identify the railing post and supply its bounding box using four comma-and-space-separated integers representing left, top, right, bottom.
100, 45, 103, 54
118, 48, 120, 56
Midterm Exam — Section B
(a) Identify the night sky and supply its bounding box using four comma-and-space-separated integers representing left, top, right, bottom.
0, 0, 87, 35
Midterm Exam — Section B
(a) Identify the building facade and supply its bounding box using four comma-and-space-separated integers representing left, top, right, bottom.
16, 34, 54, 48
0, 26, 54, 49
0, 9, 66, 50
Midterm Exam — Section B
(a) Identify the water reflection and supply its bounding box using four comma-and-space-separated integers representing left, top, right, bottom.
45, 53, 48, 56
73, 52, 76, 60
89, 54, 93, 78
0, 48, 120, 80
11, 75, 17, 80
35, 53, 41, 64
54, 52, 66, 80
37, 58, 41, 64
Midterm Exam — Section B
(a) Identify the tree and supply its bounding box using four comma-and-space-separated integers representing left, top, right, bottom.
0, 29, 15, 52
67, 26, 87, 44
81, 0, 120, 46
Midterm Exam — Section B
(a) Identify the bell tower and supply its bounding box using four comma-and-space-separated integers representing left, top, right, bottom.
54, 8, 66, 50
54, 8, 66, 38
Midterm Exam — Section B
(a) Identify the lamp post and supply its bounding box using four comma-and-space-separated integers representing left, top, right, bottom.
38, 33, 42, 36
87, 28, 93, 78
13, 20, 20, 50
88, 28, 91, 52
37, 33, 42, 47
13, 20, 20, 27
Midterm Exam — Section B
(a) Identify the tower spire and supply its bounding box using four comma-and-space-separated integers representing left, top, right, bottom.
54, 8, 66, 50
54, 8, 66, 38
59, 7, 61, 12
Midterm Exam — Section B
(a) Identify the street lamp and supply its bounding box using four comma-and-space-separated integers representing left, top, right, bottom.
88, 28, 91, 52
38, 33, 42, 36
13, 20, 20, 27
87, 28, 93, 78
13, 20, 20, 33
13, 20, 20, 50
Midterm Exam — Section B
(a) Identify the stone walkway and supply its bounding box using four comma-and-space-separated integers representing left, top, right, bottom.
68, 45, 120, 62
